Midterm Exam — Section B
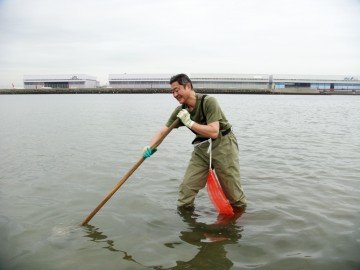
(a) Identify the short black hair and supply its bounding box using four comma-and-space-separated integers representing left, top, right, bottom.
170, 73, 193, 89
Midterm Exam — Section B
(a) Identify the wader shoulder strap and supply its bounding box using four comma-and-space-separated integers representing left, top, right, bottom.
200, 94, 207, 124
190, 94, 207, 135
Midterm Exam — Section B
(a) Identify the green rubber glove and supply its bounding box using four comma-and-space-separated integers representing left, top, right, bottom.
177, 109, 194, 128
143, 146, 157, 158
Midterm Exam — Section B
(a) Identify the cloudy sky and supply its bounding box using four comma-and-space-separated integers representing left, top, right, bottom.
0, 0, 359, 88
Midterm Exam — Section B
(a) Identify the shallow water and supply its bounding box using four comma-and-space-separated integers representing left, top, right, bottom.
0, 94, 359, 270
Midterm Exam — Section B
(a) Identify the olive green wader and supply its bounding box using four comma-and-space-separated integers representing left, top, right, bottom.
177, 131, 247, 209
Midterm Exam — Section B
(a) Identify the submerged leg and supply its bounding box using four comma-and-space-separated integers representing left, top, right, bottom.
177, 147, 209, 208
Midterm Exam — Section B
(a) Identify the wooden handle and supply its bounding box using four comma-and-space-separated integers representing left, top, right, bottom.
81, 118, 179, 225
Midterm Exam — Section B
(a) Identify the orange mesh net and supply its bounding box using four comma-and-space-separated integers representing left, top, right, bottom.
207, 168, 234, 216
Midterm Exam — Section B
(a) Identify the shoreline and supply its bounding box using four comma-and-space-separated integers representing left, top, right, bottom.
0, 88, 359, 95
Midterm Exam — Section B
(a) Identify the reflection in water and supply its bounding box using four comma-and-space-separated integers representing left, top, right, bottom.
83, 224, 119, 252
83, 209, 244, 270
83, 224, 147, 268
156, 208, 244, 270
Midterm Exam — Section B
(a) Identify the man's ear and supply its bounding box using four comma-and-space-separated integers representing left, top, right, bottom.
185, 82, 191, 90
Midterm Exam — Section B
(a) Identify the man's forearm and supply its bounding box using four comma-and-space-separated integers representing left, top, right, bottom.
190, 121, 219, 139
149, 126, 169, 146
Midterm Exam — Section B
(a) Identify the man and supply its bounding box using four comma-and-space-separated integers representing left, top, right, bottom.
143, 73, 246, 211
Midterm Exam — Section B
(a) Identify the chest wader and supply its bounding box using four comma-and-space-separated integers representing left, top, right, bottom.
177, 96, 246, 209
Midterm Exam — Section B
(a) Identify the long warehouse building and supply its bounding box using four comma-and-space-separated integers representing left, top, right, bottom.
109, 73, 360, 91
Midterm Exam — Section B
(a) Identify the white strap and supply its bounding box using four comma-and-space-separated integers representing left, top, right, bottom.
194, 139, 212, 169
208, 139, 212, 169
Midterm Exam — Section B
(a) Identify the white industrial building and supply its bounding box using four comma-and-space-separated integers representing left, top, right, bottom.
191, 73, 270, 89
108, 74, 172, 89
23, 74, 98, 89
109, 73, 360, 91
108, 73, 270, 89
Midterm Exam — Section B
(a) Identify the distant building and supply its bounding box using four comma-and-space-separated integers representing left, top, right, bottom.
191, 73, 270, 89
272, 74, 360, 90
109, 74, 172, 89
23, 73, 360, 91
23, 74, 98, 89
109, 73, 360, 91
108, 73, 270, 89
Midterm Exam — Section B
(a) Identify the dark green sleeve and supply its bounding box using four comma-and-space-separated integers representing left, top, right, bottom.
166, 106, 184, 128
204, 96, 232, 131
203, 96, 222, 124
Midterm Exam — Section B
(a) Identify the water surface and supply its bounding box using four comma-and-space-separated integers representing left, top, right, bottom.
0, 94, 359, 269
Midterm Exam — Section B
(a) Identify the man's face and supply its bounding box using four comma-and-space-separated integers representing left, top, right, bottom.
171, 82, 189, 104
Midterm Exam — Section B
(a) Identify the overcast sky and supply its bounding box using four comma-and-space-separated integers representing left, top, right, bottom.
0, 0, 359, 88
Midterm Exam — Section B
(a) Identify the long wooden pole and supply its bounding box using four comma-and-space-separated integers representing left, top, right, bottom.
81, 119, 179, 225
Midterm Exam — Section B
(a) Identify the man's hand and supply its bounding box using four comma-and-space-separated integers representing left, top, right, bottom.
143, 146, 157, 158
177, 109, 194, 129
